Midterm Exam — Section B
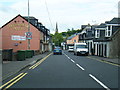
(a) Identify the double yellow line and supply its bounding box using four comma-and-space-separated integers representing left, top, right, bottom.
0, 73, 27, 89
29, 53, 52, 69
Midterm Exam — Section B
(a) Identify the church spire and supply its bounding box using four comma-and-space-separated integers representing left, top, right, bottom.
55, 22, 58, 33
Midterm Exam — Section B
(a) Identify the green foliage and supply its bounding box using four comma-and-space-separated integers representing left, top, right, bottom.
62, 28, 82, 37
51, 33, 64, 46
51, 28, 82, 46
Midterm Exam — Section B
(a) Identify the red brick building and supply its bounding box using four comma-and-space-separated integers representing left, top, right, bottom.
0, 14, 50, 53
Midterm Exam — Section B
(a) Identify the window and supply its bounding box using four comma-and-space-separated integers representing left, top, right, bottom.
105, 25, 112, 37
95, 29, 100, 38
74, 40, 76, 43
35, 20, 38, 26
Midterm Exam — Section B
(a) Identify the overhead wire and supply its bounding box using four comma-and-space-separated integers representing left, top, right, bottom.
44, 0, 55, 31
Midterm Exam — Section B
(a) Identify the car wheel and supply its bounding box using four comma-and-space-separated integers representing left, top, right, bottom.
76, 52, 79, 56
74, 52, 75, 55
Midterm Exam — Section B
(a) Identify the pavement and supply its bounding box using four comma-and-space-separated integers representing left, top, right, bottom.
87, 55, 120, 65
1, 51, 52, 81
0, 51, 120, 82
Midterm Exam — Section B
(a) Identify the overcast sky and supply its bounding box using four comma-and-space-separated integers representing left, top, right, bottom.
0, 0, 119, 33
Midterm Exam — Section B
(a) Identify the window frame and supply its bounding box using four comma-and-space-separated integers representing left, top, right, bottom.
105, 25, 112, 37
95, 29, 100, 38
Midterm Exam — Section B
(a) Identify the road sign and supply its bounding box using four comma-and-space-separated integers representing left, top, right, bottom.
26, 32, 32, 39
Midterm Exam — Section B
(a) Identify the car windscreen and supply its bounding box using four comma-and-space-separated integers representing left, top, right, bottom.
76, 45, 87, 48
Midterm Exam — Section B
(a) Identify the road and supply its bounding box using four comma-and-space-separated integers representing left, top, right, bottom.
2, 50, 119, 89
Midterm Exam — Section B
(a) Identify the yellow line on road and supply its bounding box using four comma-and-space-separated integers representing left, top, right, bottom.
87, 56, 120, 67
29, 53, 52, 69
4, 73, 27, 90
29, 61, 41, 69
0, 73, 24, 89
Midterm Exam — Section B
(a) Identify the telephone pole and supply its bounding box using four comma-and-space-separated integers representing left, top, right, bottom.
28, 0, 30, 50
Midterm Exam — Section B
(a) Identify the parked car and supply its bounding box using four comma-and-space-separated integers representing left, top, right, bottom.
68, 46, 74, 52
53, 46, 62, 55
74, 43, 88, 56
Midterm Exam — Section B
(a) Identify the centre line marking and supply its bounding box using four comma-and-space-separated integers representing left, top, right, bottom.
67, 57, 70, 59
70, 59, 75, 63
76, 64, 85, 70
89, 74, 110, 90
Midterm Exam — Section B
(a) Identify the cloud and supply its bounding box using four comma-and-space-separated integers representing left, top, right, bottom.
0, 0, 119, 34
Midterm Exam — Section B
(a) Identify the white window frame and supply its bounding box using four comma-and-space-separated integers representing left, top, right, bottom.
95, 29, 100, 38
105, 25, 112, 37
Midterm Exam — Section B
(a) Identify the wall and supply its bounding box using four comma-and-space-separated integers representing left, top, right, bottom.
67, 35, 79, 44
2, 16, 41, 52
109, 30, 120, 58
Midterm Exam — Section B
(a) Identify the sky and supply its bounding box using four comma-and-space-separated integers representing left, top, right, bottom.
0, 0, 119, 34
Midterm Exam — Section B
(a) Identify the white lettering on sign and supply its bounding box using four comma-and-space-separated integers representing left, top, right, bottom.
11, 35, 26, 41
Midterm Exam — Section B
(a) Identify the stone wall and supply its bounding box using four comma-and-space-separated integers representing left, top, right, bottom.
109, 29, 120, 58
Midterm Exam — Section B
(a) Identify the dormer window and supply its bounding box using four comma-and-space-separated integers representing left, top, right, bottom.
105, 25, 112, 37
95, 29, 100, 38
35, 20, 38, 26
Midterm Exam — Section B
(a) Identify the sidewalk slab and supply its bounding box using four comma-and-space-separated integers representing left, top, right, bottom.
2, 51, 52, 81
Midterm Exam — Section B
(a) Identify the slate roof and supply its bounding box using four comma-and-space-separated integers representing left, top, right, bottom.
67, 33, 79, 40
23, 16, 38, 20
67, 34, 76, 40
106, 18, 120, 24
96, 23, 106, 28
81, 25, 87, 30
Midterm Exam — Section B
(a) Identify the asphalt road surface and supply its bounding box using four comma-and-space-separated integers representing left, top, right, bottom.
2, 50, 119, 89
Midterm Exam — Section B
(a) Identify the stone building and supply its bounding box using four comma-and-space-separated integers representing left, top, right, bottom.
109, 28, 120, 58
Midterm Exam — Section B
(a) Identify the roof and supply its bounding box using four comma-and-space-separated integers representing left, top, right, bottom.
110, 28, 120, 39
1, 14, 38, 29
81, 25, 87, 29
96, 23, 106, 28
67, 33, 79, 40
106, 18, 120, 24
0, 14, 43, 32
23, 16, 38, 20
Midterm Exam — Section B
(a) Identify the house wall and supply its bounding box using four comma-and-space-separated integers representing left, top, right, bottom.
2, 16, 41, 52
109, 30, 120, 58
67, 35, 79, 44
93, 42, 109, 57
86, 40, 93, 55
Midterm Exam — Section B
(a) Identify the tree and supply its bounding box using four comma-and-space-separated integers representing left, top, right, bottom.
51, 33, 64, 46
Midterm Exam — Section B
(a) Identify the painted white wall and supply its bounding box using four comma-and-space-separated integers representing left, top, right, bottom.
106, 42, 110, 57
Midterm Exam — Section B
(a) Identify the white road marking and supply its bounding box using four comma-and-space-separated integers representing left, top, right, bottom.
76, 64, 85, 71
89, 74, 110, 90
70, 59, 75, 63
67, 57, 70, 59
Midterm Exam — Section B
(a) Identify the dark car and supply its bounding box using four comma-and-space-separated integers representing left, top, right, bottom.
53, 47, 62, 55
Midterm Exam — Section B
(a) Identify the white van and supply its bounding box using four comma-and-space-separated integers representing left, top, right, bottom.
74, 43, 88, 56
